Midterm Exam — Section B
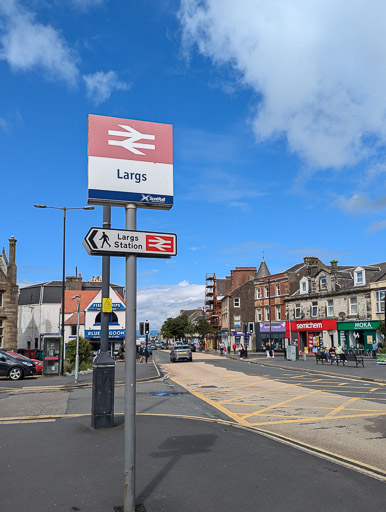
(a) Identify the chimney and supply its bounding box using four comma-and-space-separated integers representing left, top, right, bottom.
7, 236, 17, 285
330, 260, 338, 271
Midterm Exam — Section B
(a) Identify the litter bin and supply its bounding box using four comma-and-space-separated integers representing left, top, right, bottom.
286, 345, 296, 361
302, 352, 307, 361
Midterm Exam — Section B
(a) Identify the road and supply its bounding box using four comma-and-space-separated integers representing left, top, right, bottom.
0, 350, 385, 511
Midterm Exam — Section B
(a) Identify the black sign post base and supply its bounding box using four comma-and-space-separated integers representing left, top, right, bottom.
91, 351, 115, 429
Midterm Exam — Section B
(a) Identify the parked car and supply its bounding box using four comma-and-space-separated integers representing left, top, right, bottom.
170, 344, 192, 363
7, 352, 43, 374
0, 350, 37, 380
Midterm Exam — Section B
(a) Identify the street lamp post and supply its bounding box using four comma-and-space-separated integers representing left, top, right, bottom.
72, 294, 81, 384
34, 204, 94, 375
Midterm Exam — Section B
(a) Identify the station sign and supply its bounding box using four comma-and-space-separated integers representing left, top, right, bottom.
83, 227, 177, 258
87, 114, 173, 209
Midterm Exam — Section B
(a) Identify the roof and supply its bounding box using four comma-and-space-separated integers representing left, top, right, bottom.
62, 290, 99, 314
64, 312, 85, 325
256, 258, 270, 278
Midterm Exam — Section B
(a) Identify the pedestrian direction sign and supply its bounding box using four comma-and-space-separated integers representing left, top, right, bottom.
83, 227, 177, 258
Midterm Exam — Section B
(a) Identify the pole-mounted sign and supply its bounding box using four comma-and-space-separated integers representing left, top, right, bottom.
88, 114, 173, 210
83, 227, 177, 258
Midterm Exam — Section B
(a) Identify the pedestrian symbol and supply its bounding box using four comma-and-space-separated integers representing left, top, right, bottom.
100, 231, 111, 248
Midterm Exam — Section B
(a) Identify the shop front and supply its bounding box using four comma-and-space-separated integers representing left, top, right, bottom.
337, 321, 379, 352
286, 319, 337, 353
256, 321, 286, 351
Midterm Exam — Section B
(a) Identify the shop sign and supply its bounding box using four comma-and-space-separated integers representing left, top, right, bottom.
290, 319, 337, 331
259, 321, 286, 333
337, 321, 379, 331
85, 329, 125, 339
87, 302, 125, 311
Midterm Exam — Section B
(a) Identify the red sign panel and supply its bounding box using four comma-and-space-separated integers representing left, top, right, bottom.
145, 234, 175, 254
289, 319, 337, 331
88, 114, 173, 164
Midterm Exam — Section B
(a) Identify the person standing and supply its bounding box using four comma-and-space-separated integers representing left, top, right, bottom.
139, 345, 144, 363
265, 341, 271, 358
219, 341, 225, 355
232, 343, 236, 354
270, 341, 275, 358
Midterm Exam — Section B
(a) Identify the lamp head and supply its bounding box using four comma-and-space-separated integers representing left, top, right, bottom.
72, 294, 81, 300
34, 204, 46, 208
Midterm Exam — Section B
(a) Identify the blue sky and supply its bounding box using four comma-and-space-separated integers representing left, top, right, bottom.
1, 0, 386, 328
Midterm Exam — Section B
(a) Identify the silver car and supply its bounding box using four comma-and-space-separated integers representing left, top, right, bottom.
170, 344, 192, 362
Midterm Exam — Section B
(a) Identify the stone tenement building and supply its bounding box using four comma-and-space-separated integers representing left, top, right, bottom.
0, 236, 18, 351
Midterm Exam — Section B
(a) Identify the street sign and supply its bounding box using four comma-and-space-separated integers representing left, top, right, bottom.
88, 114, 173, 209
83, 227, 177, 258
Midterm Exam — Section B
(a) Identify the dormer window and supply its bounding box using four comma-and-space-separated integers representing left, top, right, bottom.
354, 267, 365, 286
320, 277, 327, 289
300, 277, 309, 294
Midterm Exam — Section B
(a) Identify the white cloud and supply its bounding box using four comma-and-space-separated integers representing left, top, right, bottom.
69, 0, 104, 9
137, 281, 205, 329
0, 0, 79, 85
83, 70, 130, 104
179, 0, 386, 169
334, 194, 386, 215
367, 220, 386, 233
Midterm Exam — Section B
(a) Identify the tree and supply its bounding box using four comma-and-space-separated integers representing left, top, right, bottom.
66, 337, 92, 369
195, 318, 213, 340
161, 315, 194, 341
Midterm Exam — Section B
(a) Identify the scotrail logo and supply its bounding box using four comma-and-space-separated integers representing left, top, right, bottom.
108, 124, 155, 155
141, 194, 166, 203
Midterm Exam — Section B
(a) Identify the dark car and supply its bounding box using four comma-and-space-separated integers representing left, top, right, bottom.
0, 350, 37, 380
7, 352, 43, 374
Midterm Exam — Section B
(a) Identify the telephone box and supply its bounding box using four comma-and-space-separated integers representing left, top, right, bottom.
43, 336, 61, 376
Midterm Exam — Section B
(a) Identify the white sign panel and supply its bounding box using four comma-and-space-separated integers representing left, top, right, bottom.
88, 115, 173, 209
83, 227, 177, 258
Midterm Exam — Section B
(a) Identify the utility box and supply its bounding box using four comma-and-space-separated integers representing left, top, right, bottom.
286, 345, 297, 361
43, 336, 61, 376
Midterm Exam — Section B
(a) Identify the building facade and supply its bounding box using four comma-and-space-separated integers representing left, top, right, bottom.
0, 237, 18, 351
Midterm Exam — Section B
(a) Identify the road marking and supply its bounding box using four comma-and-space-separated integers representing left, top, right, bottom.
326, 397, 360, 417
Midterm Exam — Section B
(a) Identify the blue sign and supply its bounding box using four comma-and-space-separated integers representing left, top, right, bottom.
87, 303, 125, 311
85, 329, 125, 339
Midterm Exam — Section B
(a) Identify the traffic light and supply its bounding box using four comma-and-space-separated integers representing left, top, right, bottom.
145, 321, 150, 335
248, 322, 254, 334
242, 322, 248, 335
139, 322, 144, 335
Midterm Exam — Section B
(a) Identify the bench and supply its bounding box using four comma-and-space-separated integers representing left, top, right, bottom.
315, 353, 336, 365
337, 353, 364, 367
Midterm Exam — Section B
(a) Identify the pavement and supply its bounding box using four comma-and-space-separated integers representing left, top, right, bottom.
2, 353, 386, 511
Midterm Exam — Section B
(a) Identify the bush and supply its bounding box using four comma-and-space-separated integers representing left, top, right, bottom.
66, 337, 93, 368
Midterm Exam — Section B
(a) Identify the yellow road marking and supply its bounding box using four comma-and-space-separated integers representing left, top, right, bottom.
248, 411, 386, 426
325, 397, 360, 417
239, 390, 321, 420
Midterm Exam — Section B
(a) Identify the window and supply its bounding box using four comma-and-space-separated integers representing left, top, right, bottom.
95, 312, 118, 324
349, 297, 358, 315
264, 306, 270, 321
376, 290, 385, 313
320, 277, 327, 289
0, 292, 3, 307
275, 305, 281, 320
327, 299, 334, 317
256, 288, 261, 299
265, 286, 269, 298
276, 284, 281, 296
256, 308, 262, 322
234, 315, 241, 327
234, 297, 240, 307
295, 303, 301, 318
311, 301, 318, 317
354, 267, 365, 286
71, 325, 77, 336
300, 277, 308, 294
0, 319, 3, 347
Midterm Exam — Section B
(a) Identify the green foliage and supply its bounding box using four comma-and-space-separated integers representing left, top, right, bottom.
195, 318, 214, 339
66, 337, 93, 368
376, 321, 386, 338
161, 315, 194, 341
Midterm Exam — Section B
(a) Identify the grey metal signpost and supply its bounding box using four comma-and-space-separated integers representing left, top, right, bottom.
86, 114, 174, 512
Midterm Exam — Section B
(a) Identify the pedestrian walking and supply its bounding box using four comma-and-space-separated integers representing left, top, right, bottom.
232, 343, 236, 354
265, 342, 271, 358
219, 341, 225, 356
227, 344, 231, 356
270, 341, 275, 358
372, 340, 379, 359
139, 345, 144, 363
239, 345, 244, 359
145, 346, 149, 363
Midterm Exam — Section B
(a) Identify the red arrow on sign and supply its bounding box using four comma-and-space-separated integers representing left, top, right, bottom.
146, 235, 175, 253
